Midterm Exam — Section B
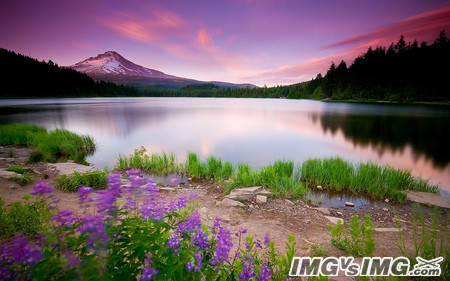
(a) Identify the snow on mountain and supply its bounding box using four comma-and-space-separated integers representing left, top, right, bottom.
68, 51, 256, 89
68, 51, 176, 79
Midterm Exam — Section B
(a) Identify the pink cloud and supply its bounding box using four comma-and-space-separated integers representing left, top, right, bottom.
326, 6, 450, 49
197, 28, 213, 46
98, 8, 188, 43
245, 6, 450, 86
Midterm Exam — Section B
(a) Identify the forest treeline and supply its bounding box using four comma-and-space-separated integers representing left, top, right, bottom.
1, 30, 449, 102
0, 48, 139, 98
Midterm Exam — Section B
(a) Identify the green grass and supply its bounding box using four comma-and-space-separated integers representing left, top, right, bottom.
55, 169, 110, 192
6, 164, 33, 174
116, 149, 440, 201
0, 124, 95, 164
117, 146, 180, 174
9, 172, 33, 186
301, 157, 439, 202
0, 195, 50, 239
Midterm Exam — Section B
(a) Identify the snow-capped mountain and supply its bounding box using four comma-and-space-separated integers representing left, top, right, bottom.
68, 51, 256, 89
68, 51, 177, 79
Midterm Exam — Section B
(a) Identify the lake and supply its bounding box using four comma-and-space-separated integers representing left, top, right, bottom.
1, 97, 449, 198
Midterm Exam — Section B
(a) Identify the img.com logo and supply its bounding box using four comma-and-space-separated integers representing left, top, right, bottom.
289, 256, 444, 277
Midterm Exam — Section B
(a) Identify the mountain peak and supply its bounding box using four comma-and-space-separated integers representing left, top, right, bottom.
68, 51, 173, 78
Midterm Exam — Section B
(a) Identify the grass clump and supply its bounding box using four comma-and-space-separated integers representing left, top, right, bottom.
301, 157, 439, 202
117, 146, 179, 174
328, 214, 375, 257
0, 124, 95, 164
56, 169, 110, 192
9, 172, 32, 186
397, 205, 449, 280
0, 195, 50, 240
6, 164, 33, 174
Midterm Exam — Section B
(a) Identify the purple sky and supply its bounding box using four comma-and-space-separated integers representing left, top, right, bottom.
1, 0, 449, 86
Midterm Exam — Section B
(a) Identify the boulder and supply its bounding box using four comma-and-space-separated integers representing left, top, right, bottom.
226, 186, 267, 201
216, 198, 245, 208
345, 202, 355, 207
313, 207, 330, 215
47, 162, 95, 175
0, 169, 20, 179
324, 216, 344, 225
256, 195, 267, 204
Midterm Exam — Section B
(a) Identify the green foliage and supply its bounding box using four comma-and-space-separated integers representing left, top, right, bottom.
1, 48, 139, 98
328, 215, 375, 257
56, 169, 110, 192
0, 124, 96, 164
301, 157, 438, 202
1, 178, 298, 280
310, 244, 329, 257
397, 205, 449, 280
9, 172, 32, 186
117, 146, 179, 174
6, 165, 33, 174
0, 195, 50, 240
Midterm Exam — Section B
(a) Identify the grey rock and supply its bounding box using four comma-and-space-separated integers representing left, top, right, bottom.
383, 207, 389, 212
374, 228, 400, 232
226, 186, 264, 201
0, 169, 20, 178
256, 195, 267, 204
159, 187, 175, 192
345, 202, 355, 207
313, 207, 330, 215
317, 185, 323, 190
216, 198, 245, 208
285, 199, 295, 205
324, 216, 344, 225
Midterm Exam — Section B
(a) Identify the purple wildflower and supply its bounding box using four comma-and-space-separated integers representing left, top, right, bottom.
65, 251, 80, 267
186, 262, 194, 272
128, 169, 142, 176
106, 172, 122, 197
238, 255, 256, 281
31, 181, 52, 196
167, 234, 181, 255
78, 215, 107, 245
192, 229, 209, 249
52, 209, 76, 227
235, 227, 247, 237
78, 186, 92, 201
141, 258, 158, 281
264, 233, 270, 246
257, 262, 272, 281
96, 190, 116, 215
0, 235, 43, 266
176, 211, 201, 236
210, 222, 233, 265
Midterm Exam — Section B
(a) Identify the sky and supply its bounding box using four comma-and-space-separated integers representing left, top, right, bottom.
1, 0, 450, 87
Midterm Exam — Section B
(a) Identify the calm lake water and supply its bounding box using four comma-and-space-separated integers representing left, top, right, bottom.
1, 97, 449, 198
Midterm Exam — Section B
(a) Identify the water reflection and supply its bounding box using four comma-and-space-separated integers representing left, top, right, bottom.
0, 98, 449, 196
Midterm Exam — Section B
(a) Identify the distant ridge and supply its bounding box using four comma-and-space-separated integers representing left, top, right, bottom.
68, 51, 256, 90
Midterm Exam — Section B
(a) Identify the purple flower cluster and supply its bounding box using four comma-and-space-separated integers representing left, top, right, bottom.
186, 252, 203, 273
257, 262, 272, 281
78, 186, 91, 202
52, 209, 77, 227
238, 255, 256, 281
210, 220, 233, 265
31, 181, 52, 196
167, 234, 181, 255
141, 258, 158, 281
0, 236, 43, 268
78, 215, 107, 245
176, 211, 201, 236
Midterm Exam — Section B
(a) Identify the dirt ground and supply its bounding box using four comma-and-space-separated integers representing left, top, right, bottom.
1, 146, 448, 280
